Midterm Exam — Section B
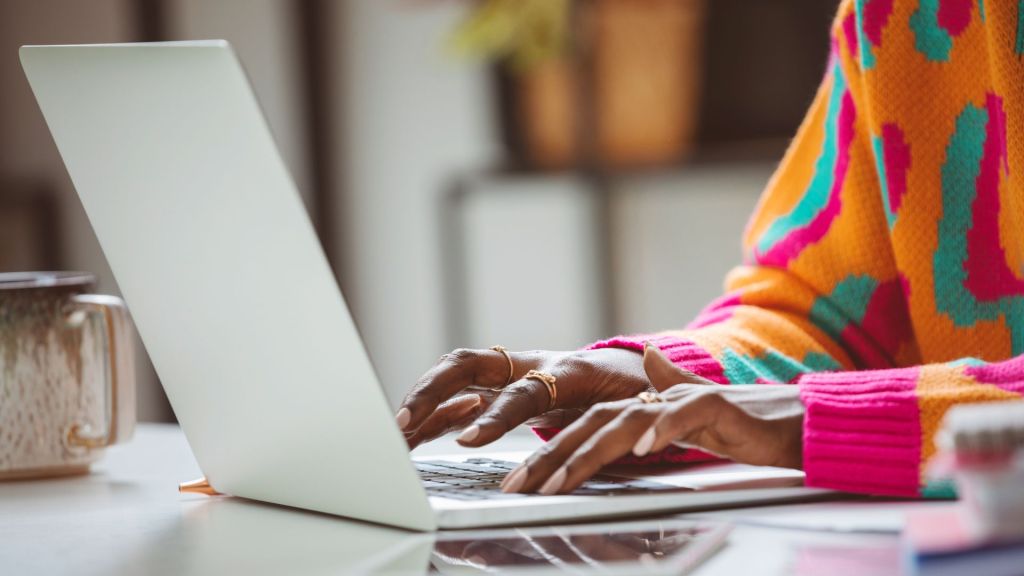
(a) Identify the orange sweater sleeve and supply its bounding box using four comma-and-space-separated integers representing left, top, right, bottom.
591, 0, 1024, 496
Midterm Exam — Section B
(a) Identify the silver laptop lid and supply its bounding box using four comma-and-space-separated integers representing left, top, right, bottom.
21, 41, 435, 531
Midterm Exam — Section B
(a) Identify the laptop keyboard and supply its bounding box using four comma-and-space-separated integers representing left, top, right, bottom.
416, 457, 685, 501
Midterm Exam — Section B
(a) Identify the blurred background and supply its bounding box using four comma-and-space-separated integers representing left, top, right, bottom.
0, 0, 839, 422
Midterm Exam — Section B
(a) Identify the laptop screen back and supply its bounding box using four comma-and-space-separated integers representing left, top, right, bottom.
21, 41, 434, 531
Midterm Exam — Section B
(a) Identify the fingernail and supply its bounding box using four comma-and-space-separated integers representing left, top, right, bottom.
633, 427, 656, 457
457, 424, 480, 443
501, 465, 527, 493
395, 407, 411, 430
538, 467, 566, 495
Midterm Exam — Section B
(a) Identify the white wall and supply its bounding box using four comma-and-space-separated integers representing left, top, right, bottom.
333, 1, 498, 406
460, 175, 604, 352
449, 166, 770, 356
611, 165, 772, 333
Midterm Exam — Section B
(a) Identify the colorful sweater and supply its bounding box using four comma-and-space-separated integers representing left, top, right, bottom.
594, 0, 1024, 497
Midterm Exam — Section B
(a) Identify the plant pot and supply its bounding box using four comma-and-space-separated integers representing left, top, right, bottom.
512, 0, 705, 170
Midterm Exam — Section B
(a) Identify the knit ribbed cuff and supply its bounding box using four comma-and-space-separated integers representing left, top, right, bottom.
586, 333, 728, 384
798, 368, 923, 497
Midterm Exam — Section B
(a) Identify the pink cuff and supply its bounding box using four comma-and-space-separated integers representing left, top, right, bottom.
798, 368, 923, 497
586, 333, 728, 384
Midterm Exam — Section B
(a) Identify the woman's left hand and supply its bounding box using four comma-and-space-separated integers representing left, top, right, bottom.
501, 343, 805, 495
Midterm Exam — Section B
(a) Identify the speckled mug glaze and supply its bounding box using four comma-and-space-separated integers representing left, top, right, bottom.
0, 272, 135, 480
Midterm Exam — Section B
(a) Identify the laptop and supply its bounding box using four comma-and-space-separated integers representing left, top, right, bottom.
21, 41, 828, 531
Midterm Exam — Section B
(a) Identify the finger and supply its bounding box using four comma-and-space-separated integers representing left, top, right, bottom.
397, 348, 517, 432
643, 390, 776, 464
644, 391, 723, 456
543, 403, 663, 495
405, 394, 482, 449
643, 343, 714, 391
455, 375, 552, 447
504, 399, 634, 493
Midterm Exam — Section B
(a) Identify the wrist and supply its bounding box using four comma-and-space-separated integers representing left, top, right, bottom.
581, 347, 649, 396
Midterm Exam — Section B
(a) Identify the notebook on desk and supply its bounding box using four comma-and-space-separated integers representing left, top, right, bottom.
20, 40, 831, 530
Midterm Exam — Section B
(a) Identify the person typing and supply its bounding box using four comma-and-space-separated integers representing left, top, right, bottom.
396, 0, 1024, 498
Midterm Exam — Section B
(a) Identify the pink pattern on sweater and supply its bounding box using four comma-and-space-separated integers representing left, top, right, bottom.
756, 90, 856, 267
842, 11, 859, 55
964, 94, 1024, 301
881, 123, 912, 217
863, 0, 895, 45
965, 354, 1024, 390
842, 277, 913, 369
937, 0, 973, 36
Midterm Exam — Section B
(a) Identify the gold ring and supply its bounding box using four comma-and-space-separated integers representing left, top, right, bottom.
524, 370, 558, 411
490, 345, 515, 388
637, 391, 664, 404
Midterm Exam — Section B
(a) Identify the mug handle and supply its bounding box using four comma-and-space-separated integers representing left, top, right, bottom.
64, 294, 136, 450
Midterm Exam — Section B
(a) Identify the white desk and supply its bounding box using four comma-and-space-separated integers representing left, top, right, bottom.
0, 424, 945, 575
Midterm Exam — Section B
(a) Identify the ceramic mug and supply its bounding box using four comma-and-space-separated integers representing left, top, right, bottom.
0, 272, 135, 479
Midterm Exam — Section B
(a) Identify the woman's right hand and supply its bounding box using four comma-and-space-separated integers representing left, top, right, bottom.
396, 345, 705, 450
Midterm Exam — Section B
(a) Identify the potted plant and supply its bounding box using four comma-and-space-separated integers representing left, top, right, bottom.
450, 0, 706, 170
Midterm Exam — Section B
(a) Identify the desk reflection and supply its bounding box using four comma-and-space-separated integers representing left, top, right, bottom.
430, 519, 730, 575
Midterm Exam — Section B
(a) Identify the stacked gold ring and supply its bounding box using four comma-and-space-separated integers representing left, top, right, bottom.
524, 369, 558, 411
460, 345, 516, 394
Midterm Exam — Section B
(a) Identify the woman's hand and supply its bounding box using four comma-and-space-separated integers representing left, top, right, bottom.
499, 343, 805, 495
396, 346, 670, 449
